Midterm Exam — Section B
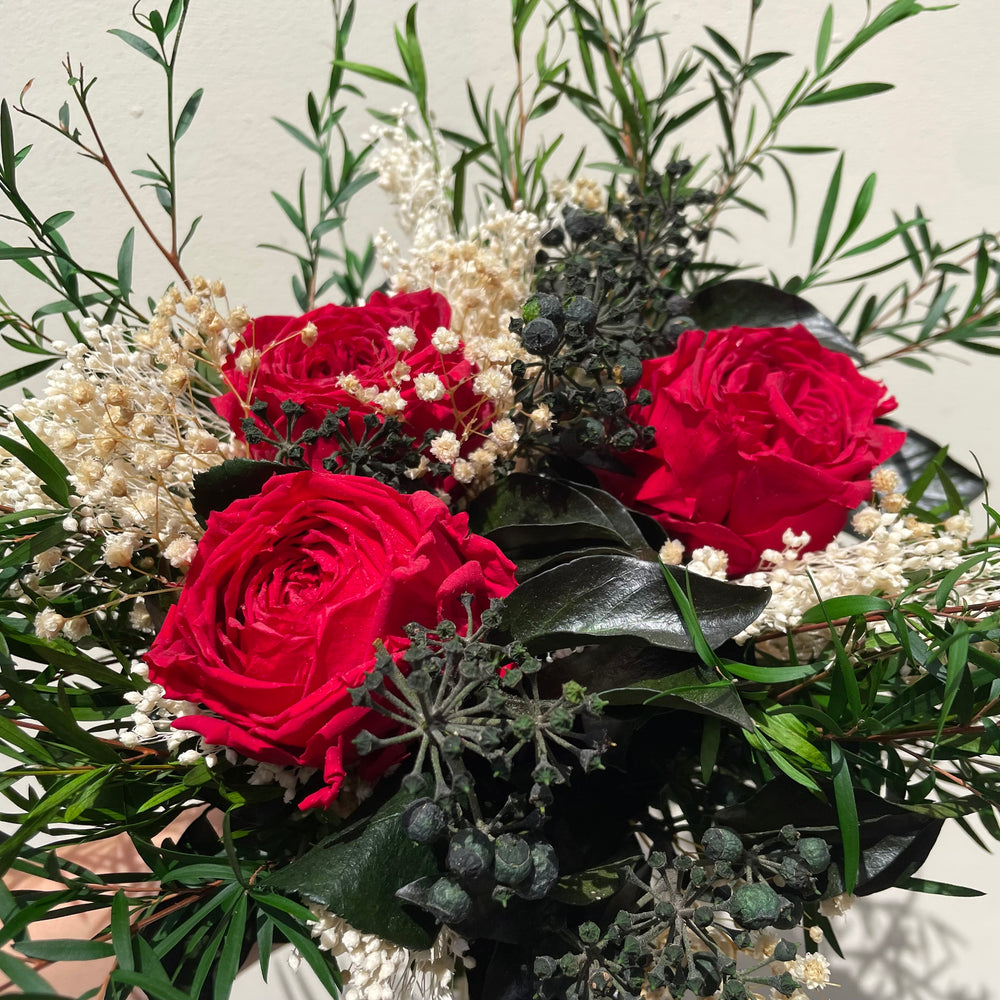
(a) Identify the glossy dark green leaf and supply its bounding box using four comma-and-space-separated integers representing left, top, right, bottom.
264, 790, 437, 951
191, 459, 296, 526
602, 666, 754, 730
467, 474, 650, 571
687, 279, 863, 361
499, 554, 769, 653
715, 779, 943, 897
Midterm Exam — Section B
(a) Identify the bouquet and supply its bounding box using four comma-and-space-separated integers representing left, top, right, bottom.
2, 3, 999, 999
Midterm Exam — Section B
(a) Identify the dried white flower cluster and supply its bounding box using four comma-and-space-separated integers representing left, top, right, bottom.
381, 204, 540, 380
735, 507, 987, 647
365, 103, 453, 251
0, 281, 242, 584
306, 904, 471, 1000
548, 175, 607, 213
118, 663, 200, 754
363, 106, 542, 490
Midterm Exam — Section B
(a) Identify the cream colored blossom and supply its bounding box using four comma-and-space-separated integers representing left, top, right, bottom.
880, 492, 907, 513
430, 431, 461, 464
451, 459, 475, 484
871, 467, 900, 493
34, 608, 66, 640
62, 616, 92, 642
489, 417, 519, 452
373, 388, 406, 416
33, 547, 63, 575
414, 372, 446, 402
688, 546, 729, 580
0, 307, 231, 570
473, 367, 513, 401
388, 324, 418, 351
308, 904, 470, 1000
234, 347, 261, 375
528, 403, 555, 432
164, 535, 199, 570
431, 326, 461, 354
851, 507, 882, 536
786, 952, 830, 990
659, 540, 685, 566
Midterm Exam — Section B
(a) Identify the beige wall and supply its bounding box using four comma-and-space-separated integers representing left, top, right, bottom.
1, 3, 998, 997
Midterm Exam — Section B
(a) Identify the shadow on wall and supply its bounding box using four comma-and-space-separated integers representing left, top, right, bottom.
829, 892, 990, 1000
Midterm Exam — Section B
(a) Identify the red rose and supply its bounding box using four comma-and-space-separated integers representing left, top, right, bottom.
213, 289, 483, 467
601, 325, 905, 576
144, 470, 517, 809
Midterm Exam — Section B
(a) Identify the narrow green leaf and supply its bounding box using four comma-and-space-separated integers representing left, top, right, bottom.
335, 60, 408, 90
271, 191, 303, 230
0, 426, 70, 508
306, 92, 321, 135
723, 661, 821, 683
708, 73, 735, 157
898, 876, 984, 897
799, 594, 892, 624
108, 29, 164, 66
812, 153, 843, 267
0, 359, 57, 392
815, 5, 834, 71
110, 890, 135, 972
111, 971, 192, 1000
178, 214, 202, 255
1, 100, 16, 186
255, 915, 274, 982
41, 211, 74, 233
255, 905, 341, 995
831, 743, 859, 893
116, 227, 135, 298
0, 951, 56, 995
0, 246, 48, 260
174, 88, 203, 142
705, 26, 741, 63
831, 172, 877, 257
14, 939, 115, 962
272, 117, 322, 154
214, 893, 248, 1000
155, 185, 171, 213
164, 0, 183, 34
802, 82, 894, 106
148, 9, 165, 41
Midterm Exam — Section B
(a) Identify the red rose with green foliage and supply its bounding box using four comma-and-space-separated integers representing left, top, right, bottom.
213, 289, 480, 466
144, 470, 517, 809
602, 325, 904, 576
